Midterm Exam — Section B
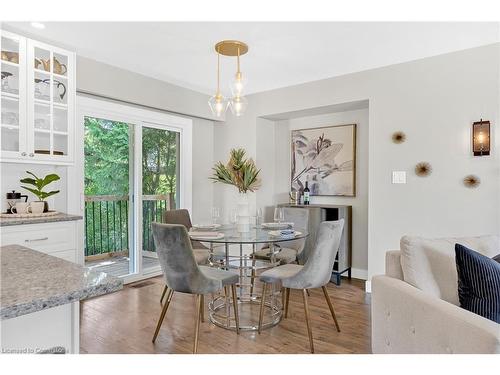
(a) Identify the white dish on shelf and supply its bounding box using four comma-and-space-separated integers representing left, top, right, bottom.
192, 223, 221, 230
261, 222, 294, 230
268, 230, 302, 238
0, 210, 59, 218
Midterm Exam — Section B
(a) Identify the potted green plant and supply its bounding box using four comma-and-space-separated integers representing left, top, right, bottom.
20, 171, 60, 213
211, 148, 260, 232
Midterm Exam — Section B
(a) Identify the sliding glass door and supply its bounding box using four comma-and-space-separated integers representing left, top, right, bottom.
77, 95, 192, 282
83, 116, 136, 277
141, 124, 180, 274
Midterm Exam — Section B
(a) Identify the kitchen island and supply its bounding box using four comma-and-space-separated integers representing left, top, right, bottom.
0, 245, 122, 354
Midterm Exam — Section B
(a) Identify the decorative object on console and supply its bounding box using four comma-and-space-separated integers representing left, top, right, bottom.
20, 171, 60, 213
291, 124, 356, 196
463, 174, 481, 188
208, 40, 249, 118
211, 148, 260, 232
414, 162, 432, 177
391, 131, 406, 144
472, 119, 490, 156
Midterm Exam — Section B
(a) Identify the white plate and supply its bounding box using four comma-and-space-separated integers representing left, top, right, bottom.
192, 223, 221, 230
268, 230, 302, 238
261, 222, 294, 229
189, 233, 224, 240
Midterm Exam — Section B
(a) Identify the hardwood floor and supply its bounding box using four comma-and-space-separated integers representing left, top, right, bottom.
80, 276, 371, 354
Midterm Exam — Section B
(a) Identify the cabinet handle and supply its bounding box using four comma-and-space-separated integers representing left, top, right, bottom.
29, 153, 34, 157
21, 152, 27, 156
25, 237, 49, 242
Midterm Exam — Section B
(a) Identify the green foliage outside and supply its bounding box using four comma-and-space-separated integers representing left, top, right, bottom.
84, 117, 179, 257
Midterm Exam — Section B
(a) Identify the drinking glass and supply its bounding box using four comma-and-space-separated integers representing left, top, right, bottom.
273, 207, 284, 223
211, 207, 221, 224
229, 208, 238, 226
255, 207, 263, 227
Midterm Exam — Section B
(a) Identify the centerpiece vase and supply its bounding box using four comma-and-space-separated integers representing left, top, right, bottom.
237, 192, 250, 232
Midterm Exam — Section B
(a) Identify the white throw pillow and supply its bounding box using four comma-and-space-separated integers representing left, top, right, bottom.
400, 235, 500, 305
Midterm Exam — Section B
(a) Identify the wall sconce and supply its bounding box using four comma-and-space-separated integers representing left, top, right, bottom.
472, 119, 490, 156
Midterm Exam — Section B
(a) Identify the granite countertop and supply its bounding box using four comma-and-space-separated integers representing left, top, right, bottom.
0, 212, 83, 227
0, 245, 123, 320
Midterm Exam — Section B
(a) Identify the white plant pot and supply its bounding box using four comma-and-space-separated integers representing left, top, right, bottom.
237, 192, 250, 232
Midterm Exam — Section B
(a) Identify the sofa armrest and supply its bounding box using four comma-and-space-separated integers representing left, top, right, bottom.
385, 250, 403, 280
372, 275, 500, 354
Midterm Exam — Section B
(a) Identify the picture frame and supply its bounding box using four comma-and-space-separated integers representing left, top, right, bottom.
291, 123, 356, 197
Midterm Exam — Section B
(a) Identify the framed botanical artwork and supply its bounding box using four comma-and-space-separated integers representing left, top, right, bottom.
291, 124, 356, 196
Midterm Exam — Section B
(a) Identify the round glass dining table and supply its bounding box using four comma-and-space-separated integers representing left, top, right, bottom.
190, 225, 308, 331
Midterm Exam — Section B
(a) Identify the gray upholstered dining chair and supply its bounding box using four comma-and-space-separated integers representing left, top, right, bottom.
253, 207, 310, 264
151, 223, 240, 353
257, 220, 344, 353
160, 209, 211, 303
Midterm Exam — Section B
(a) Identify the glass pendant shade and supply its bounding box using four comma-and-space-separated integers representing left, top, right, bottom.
229, 95, 248, 117
208, 94, 229, 118
230, 72, 248, 97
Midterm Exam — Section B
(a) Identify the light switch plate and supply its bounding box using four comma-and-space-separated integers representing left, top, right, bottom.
392, 171, 407, 184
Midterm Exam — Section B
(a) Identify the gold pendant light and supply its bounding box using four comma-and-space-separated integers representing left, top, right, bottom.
208, 40, 249, 118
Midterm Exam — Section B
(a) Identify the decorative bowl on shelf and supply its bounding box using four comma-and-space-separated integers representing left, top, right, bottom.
1, 51, 19, 64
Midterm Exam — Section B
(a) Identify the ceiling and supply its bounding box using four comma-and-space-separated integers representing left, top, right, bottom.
5, 22, 499, 96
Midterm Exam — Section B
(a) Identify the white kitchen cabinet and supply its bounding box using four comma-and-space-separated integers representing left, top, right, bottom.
1, 30, 75, 165
0, 221, 79, 264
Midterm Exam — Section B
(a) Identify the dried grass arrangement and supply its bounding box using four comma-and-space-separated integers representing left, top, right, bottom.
211, 148, 261, 193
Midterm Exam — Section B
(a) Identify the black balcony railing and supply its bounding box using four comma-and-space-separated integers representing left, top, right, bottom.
84, 194, 175, 258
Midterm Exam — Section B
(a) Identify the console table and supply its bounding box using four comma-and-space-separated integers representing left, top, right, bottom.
278, 204, 352, 285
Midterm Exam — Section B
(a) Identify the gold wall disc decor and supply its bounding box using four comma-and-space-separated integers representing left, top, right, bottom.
392, 131, 406, 144
415, 162, 432, 177
463, 175, 481, 188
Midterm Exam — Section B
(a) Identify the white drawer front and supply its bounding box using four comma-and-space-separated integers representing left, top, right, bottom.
1, 222, 77, 254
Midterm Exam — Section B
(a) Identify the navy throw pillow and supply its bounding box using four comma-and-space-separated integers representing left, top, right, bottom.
455, 244, 500, 324
493, 254, 500, 263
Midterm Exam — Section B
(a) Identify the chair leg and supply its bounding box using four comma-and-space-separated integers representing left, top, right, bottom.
224, 285, 230, 327
285, 288, 290, 318
152, 288, 173, 342
258, 282, 268, 334
302, 289, 314, 353
231, 285, 240, 334
200, 294, 205, 322
160, 285, 168, 304
193, 294, 202, 354
281, 287, 285, 311
321, 285, 341, 332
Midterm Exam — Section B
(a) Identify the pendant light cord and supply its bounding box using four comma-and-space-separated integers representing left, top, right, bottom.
217, 51, 220, 95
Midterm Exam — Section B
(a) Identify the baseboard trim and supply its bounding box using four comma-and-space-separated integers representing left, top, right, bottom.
365, 281, 371, 293
349, 268, 368, 280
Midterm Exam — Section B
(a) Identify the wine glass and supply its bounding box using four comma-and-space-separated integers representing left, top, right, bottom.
273, 207, 284, 224
255, 207, 263, 227
211, 207, 221, 225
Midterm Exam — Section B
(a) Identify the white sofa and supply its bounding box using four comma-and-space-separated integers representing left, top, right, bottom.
372, 235, 500, 354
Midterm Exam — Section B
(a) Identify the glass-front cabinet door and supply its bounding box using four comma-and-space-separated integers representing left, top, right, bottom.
27, 39, 74, 163
0, 31, 27, 158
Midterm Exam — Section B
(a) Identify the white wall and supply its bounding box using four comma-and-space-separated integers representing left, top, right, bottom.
216, 43, 500, 282
270, 109, 369, 276
191, 118, 215, 224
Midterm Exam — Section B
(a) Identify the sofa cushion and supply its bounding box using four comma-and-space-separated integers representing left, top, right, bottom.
400, 235, 499, 305
455, 244, 500, 324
